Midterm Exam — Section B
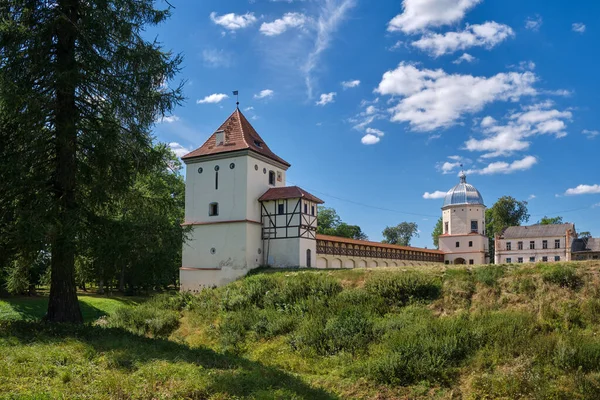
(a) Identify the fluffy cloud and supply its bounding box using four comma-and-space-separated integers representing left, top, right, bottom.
202, 49, 231, 68
210, 12, 257, 30
466, 155, 538, 175
412, 22, 514, 56
341, 79, 361, 88
254, 89, 275, 99
453, 53, 476, 64
572, 22, 586, 33
564, 184, 600, 196
169, 142, 192, 158
525, 15, 542, 31
365, 127, 384, 137
423, 190, 447, 199
316, 92, 336, 106
157, 115, 180, 123
388, 0, 481, 33
464, 103, 572, 158
197, 93, 229, 104
375, 62, 537, 131
260, 13, 307, 36
361, 134, 380, 145
583, 129, 599, 139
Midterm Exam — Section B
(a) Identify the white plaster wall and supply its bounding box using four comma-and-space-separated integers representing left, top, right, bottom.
246, 155, 287, 222
182, 223, 249, 269
299, 238, 316, 268
445, 205, 485, 236
314, 254, 442, 269
246, 223, 264, 268
180, 267, 250, 292
185, 156, 248, 223
440, 234, 489, 265
266, 237, 300, 267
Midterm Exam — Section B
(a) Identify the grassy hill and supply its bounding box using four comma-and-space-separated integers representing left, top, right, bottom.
2, 261, 600, 399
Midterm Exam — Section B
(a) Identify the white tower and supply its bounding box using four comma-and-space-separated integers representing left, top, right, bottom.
179, 107, 324, 290
438, 172, 489, 265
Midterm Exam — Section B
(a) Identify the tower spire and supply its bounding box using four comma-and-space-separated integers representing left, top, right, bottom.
232, 90, 239, 108
459, 164, 466, 183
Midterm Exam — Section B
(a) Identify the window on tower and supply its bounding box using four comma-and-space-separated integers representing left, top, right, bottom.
469, 241, 473, 247
209, 202, 219, 216
444, 222, 449, 234
456, 241, 460, 248
304, 203, 308, 214
269, 171, 275, 185
278, 204, 284, 215
471, 220, 478, 233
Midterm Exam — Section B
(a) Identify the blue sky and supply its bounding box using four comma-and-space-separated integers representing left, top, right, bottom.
151, 0, 600, 248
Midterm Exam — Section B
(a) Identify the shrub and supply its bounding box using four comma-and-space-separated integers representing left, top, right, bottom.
474, 265, 505, 287
252, 308, 297, 339
329, 288, 388, 316
264, 273, 342, 308
554, 335, 600, 372
222, 275, 279, 311
217, 308, 259, 353
365, 272, 441, 307
107, 304, 179, 338
542, 265, 583, 290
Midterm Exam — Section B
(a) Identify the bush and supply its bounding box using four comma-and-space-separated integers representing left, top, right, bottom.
554, 335, 600, 372
264, 273, 342, 309
365, 272, 441, 307
542, 265, 583, 290
329, 288, 388, 316
222, 275, 279, 311
474, 265, 505, 287
107, 304, 179, 338
252, 308, 297, 339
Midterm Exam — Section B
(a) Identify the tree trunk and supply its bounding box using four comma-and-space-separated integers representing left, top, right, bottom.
97, 278, 104, 295
46, 0, 83, 323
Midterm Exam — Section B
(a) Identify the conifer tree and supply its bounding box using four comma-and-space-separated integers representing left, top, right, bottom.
0, 0, 183, 322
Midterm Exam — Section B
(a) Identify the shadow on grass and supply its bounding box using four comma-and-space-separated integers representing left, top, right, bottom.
0, 321, 337, 399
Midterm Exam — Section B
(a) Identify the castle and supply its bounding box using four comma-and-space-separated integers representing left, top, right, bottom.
179, 108, 488, 290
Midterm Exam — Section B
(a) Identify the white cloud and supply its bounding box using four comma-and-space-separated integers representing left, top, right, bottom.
412, 22, 514, 57
516, 60, 536, 71
244, 106, 254, 111
365, 127, 384, 136
210, 12, 257, 31
197, 93, 229, 104
341, 79, 360, 89
388, 0, 481, 33
528, 194, 536, 200
453, 53, 476, 64
525, 15, 542, 31
304, 0, 356, 97
583, 129, 599, 139
254, 89, 274, 99
464, 103, 571, 158
316, 92, 336, 106
365, 105, 377, 115
361, 134, 380, 145
423, 190, 447, 199
466, 155, 538, 175
202, 49, 231, 68
440, 161, 461, 174
260, 13, 307, 36
375, 62, 537, 131
169, 142, 192, 158
565, 184, 600, 196
572, 22, 586, 33
157, 115, 180, 124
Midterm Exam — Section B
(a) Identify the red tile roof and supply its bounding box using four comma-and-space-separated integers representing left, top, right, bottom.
316, 234, 445, 254
181, 108, 290, 167
258, 186, 324, 204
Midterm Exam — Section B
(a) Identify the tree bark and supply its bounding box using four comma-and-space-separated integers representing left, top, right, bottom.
46, 0, 83, 323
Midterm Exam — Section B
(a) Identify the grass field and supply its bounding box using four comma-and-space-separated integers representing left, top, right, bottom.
3, 261, 600, 399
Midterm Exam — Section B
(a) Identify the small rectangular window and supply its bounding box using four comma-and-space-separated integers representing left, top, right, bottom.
518, 241, 523, 250
444, 222, 449, 234
506, 257, 512, 263
555, 256, 561, 262
311, 206, 315, 216
278, 204, 284, 215
555, 239, 560, 249
530, 241, 535, 250
209, 202, 219, 216
542, 256, 548, 262
469, 241, 473, 247
269, 171, 275, 186
456, 241, 460, 248
542, 240, 548, 249
529, 256, 535, 263
471, 220, 478, 233
469, 259, 474, 265
518, 257, 523, 263
506, 242, 512, 250
304, 203, 308, 214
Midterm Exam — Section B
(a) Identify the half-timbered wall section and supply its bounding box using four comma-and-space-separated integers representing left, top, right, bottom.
315, 234, 444, 268
260, 198, 318, 240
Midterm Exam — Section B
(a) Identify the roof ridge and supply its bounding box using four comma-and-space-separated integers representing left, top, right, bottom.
236, 108, 250, 148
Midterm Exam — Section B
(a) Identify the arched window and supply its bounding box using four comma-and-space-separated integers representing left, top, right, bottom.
268, 170, 275, 185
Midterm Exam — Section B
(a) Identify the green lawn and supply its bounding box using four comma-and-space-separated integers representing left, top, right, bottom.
0, 294, 144, 322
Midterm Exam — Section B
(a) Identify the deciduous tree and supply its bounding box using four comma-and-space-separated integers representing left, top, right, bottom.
382, 222, 419, 246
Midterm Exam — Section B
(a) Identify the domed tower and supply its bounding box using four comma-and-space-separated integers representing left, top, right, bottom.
438, 172, 489, 265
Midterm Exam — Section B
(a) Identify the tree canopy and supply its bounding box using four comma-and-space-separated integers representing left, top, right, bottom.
538, 216, 564, 225
485, 196, 530, 239
432, 217, 443, 249
0, 0, 183, 322
317, 206, 368, 240
382, 222, 419, 246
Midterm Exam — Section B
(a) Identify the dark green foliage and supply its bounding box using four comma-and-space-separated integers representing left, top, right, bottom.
382, 222, 419, 246
106, 295, 181, 338
542, 264, 583, 289
316, 206, 368, 240
432, 217, 443, 249
264, 273, 342, 309
474, 265, 505, 287
365, 272, 442, 307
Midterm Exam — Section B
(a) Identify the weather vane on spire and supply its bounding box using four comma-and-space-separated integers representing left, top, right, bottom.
233, 90, 239, 108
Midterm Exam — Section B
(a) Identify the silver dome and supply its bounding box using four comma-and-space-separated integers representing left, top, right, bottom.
442, 172, 484, 207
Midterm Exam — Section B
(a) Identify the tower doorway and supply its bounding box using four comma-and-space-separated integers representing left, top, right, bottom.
454, 258, 466, 265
